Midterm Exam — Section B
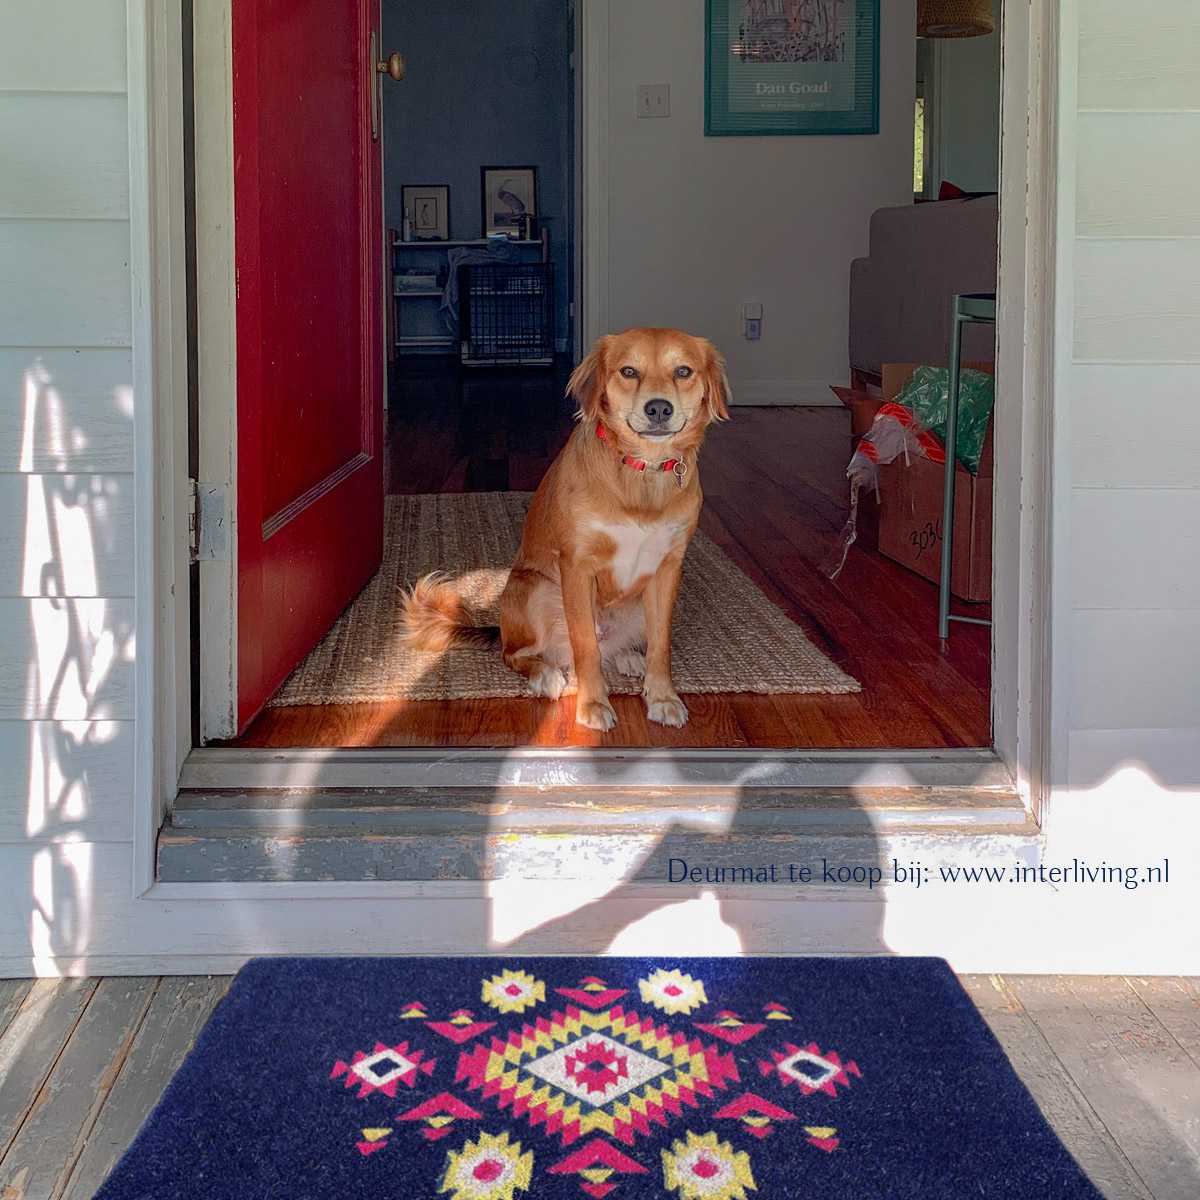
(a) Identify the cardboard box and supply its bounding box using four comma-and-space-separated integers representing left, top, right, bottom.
876, 363, 994, 603
830, 386, 885, 438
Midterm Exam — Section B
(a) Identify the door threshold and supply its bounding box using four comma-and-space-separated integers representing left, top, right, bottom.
160, 774, 1032, 884
180, 745, 1011, 793
165, 747, 1025, 885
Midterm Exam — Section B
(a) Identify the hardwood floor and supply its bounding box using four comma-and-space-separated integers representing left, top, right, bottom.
2, 973, 1196, 1199
234, 358, 991, 749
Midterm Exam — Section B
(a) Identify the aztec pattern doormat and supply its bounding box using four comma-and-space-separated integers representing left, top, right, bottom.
97, 957, 1100, 1198
268, 493, 859, 705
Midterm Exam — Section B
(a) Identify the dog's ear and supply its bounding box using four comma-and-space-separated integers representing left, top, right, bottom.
567, 336, 611, 422
700, 341, 731, 422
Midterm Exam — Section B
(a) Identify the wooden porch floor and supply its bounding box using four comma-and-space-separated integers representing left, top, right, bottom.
0, 974, 1196, 1198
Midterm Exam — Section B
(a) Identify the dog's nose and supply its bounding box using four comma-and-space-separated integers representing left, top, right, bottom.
643, 398, 674, 423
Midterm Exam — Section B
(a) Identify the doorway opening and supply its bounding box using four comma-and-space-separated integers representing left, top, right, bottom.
199, 1, 1006, 757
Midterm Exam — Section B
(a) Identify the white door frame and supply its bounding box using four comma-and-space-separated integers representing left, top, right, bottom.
137, 0, 1059, 894
192, 0, 238, 743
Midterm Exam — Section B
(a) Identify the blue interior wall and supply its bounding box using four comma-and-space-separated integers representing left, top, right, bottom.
382, 0, 573, 351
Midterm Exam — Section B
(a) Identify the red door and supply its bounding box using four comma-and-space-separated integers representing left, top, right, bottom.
232, 0, 384, 730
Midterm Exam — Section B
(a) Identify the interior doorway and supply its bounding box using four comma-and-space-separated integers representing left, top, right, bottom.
198, 1, 1004, 755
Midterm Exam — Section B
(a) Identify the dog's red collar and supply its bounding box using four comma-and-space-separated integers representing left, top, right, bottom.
596, 421, 687, 483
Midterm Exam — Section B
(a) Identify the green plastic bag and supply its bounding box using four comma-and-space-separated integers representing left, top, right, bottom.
894, 365, 994, 475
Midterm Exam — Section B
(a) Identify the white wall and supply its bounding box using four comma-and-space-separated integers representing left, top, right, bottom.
601, 0, 917, 405
1057, 0, 1200, 796
0, 0, 139, 972
932, 29, 1001, 193
1033, 0, 1200, 968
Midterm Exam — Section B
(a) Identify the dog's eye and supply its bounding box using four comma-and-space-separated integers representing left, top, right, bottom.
675, 366, 694, 379
619, 366, 639, 380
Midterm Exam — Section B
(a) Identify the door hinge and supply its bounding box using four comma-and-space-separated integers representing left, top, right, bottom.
188, 480, 230, 562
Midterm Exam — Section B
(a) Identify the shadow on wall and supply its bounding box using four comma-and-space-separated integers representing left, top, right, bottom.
7, 356, 135, 974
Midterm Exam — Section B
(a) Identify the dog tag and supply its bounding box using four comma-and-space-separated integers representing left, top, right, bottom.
672, 461, 688, 489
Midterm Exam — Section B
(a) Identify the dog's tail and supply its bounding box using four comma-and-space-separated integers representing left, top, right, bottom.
400, 573, 500, 652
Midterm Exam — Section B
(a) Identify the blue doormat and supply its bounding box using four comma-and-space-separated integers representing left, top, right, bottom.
97, 957, 1101, 1198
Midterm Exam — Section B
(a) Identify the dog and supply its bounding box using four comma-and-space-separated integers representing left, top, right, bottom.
401, 327, 730, 730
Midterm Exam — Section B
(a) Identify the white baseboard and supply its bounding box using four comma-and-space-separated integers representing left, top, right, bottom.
729, 379, 841, 407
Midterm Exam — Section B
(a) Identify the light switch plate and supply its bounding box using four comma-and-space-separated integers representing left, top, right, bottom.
637, 84, 671, 118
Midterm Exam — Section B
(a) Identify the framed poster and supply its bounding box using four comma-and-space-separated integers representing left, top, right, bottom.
481, 166, 537, 238
402, 184, 450, 240
706, 0, 879, 136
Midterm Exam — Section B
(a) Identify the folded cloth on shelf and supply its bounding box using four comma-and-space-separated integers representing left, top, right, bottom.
439, 240, 521, 334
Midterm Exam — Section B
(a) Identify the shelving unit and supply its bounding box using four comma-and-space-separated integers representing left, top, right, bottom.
389, 230, 548, 357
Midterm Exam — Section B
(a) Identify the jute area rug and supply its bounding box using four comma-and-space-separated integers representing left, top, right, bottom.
269, 492, 859, 706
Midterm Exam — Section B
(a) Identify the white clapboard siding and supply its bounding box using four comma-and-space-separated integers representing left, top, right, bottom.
0, 348, 134, 473
1070, 489, 1200, 612
0, 94, 129, 219
0, 721, 133, 843
0, 474, 134, 597
0, 598, 134, 721
0, 0, 136, 959
1066, 1, 1200, 803
1077, 114, 1200, 238
1074, 239, 1200, 363
1069, 610, 1200, 732
0, 0, 128, 94
0, 221, 131, 348
1079, 0, 1200, 112
1070, 365, 1199, 489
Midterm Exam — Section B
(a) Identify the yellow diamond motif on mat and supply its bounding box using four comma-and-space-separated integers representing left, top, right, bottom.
439, 1130, 533, 1199
661, 1130, 755, 1199
639, 968, 708, 1016
361, 1127, 391, 1143
482, 969, 546, 1014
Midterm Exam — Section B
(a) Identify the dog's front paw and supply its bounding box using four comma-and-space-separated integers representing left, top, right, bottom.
528, 664, 566, 700
645, 691, 689, 728
576, 697, 618, 732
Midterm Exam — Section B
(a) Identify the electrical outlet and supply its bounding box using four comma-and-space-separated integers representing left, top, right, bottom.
636, 84, 671, 118
743, 301, 763, 340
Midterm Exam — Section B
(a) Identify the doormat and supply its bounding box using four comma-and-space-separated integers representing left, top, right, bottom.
96, 957, 1101, 1198
269, 492, 859, 705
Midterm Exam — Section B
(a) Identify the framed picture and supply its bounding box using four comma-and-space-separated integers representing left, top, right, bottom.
705, 0, 879, 137
481, 166, 537, 238
402, 184, 450, 240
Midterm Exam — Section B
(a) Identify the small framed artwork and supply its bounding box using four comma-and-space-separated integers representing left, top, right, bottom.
402, 184, 450, 240
705, 0, 879, 137
481, 166, 537, 238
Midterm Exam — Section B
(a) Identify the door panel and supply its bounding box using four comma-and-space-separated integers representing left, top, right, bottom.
232, 0, 384, 730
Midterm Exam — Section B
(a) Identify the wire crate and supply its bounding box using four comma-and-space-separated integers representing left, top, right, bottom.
458, 263, 554, 366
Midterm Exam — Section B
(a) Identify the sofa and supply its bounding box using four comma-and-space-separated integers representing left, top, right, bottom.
848, 195, 999, 384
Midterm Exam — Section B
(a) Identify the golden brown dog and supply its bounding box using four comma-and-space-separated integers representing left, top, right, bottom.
401, 328, 730, 730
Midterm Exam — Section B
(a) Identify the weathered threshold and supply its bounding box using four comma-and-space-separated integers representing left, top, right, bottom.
158, 784, 1038, 884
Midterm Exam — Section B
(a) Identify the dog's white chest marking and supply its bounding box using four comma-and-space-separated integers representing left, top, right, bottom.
592, 519, 686, 593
